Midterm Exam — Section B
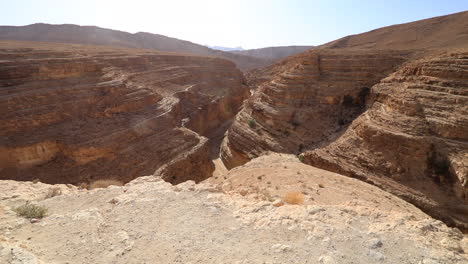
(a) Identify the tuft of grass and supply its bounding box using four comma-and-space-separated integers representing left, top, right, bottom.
13, 202, 48, 219
282, 191, 305, 205
89, 179, 124, 190
45, 187, 62, 199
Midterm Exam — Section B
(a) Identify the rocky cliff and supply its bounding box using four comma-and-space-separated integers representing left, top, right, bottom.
0, 41, 249, 185
221, 49, 409, 169
303, 50, 468, 228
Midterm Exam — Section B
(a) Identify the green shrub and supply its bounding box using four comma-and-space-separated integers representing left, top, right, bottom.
298, 154, 305, 163
13, 202, 48, 219
248, 118, 256, 128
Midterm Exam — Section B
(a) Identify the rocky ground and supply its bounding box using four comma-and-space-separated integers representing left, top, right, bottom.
1, 154, 466, 264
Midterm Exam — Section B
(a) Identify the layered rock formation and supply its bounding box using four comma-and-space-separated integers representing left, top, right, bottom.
221, 11, 468, 229
0, 41, 249, 185
221, 49, 408, 169
304, 51, 468, 228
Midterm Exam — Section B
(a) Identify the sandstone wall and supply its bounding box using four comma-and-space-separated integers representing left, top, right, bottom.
221, 49, 408, 169
303, 51, 468, 228
0, 41, 249, 184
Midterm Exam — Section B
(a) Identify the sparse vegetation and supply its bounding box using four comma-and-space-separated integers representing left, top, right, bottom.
358, 87, 370, 105
248, 118, 257, 128
13, 202, 48, 219
298, 154, 305, 163
89, 179, 124, 189
45, 187, 62, 199
282, 191, 305, 205
434, 158, 450, 176
290, 119, 301, 128
342, 95, 354, 106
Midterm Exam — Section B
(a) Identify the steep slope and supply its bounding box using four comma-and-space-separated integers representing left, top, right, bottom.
231, 45, 313, 61
0, 23, 269, 70
303, 51, 468, 228
1, 155, 466, 263
221, 49, 410, 169
322, 11, 468, 50
0, 41, 249, 185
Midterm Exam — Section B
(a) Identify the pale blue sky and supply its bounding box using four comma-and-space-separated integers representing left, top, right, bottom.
1, 0, 467, 49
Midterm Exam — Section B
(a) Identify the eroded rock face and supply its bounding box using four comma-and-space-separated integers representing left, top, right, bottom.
221, 49, 408, 169
0, 41, 249, 184
303, 51, 468, 228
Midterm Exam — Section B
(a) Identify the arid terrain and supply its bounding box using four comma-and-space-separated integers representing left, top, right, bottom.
1, 155, 467, 263
0, 9, 467, 264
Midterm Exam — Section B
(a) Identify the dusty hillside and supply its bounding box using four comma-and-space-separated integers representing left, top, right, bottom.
321, 11, 468, 50
0, 41, 249, 185
0, 24, 270, 70
303, 50, 468, 229
1, 154, 466, 263
231, 46, 313, 61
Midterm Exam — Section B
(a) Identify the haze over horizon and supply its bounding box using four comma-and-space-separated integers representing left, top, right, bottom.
1, 0, 468, 49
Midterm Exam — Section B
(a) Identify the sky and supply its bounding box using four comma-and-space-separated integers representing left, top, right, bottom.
1, 0, 468, 49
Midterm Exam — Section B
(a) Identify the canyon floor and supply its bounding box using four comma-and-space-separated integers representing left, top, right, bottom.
1, 155, 466, 264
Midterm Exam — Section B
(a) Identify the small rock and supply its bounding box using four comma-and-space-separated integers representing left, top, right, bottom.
30, 218, 39, 224
368, 238, 383, 249
272, 199, 284, 207
367, 250, 385, 261
318, 255, 336, 264
308, 207, 325, 215
419, 259, 442, 264
271, 243, 292, 253
440, 238, 463, 253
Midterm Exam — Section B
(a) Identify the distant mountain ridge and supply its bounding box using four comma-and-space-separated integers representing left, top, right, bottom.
208, 45, 244, 52
231, 46, 314, 61
320, 10, 468, 50
0, 23, 269, 70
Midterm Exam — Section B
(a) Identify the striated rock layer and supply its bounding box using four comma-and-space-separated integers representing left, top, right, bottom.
0, 41, 249, 184
303, 51, 468, 228
221, 49, 409, 169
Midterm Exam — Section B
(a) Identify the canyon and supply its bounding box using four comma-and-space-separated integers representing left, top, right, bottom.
0, 10, 467, 264
221, 11, 468, 230
0, 41, 249, 185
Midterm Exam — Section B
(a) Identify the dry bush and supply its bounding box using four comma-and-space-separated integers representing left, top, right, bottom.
45, 187, 62, 199
14, 202, 48, 219
89, 179, 124, 189
282, 191, 305, 205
